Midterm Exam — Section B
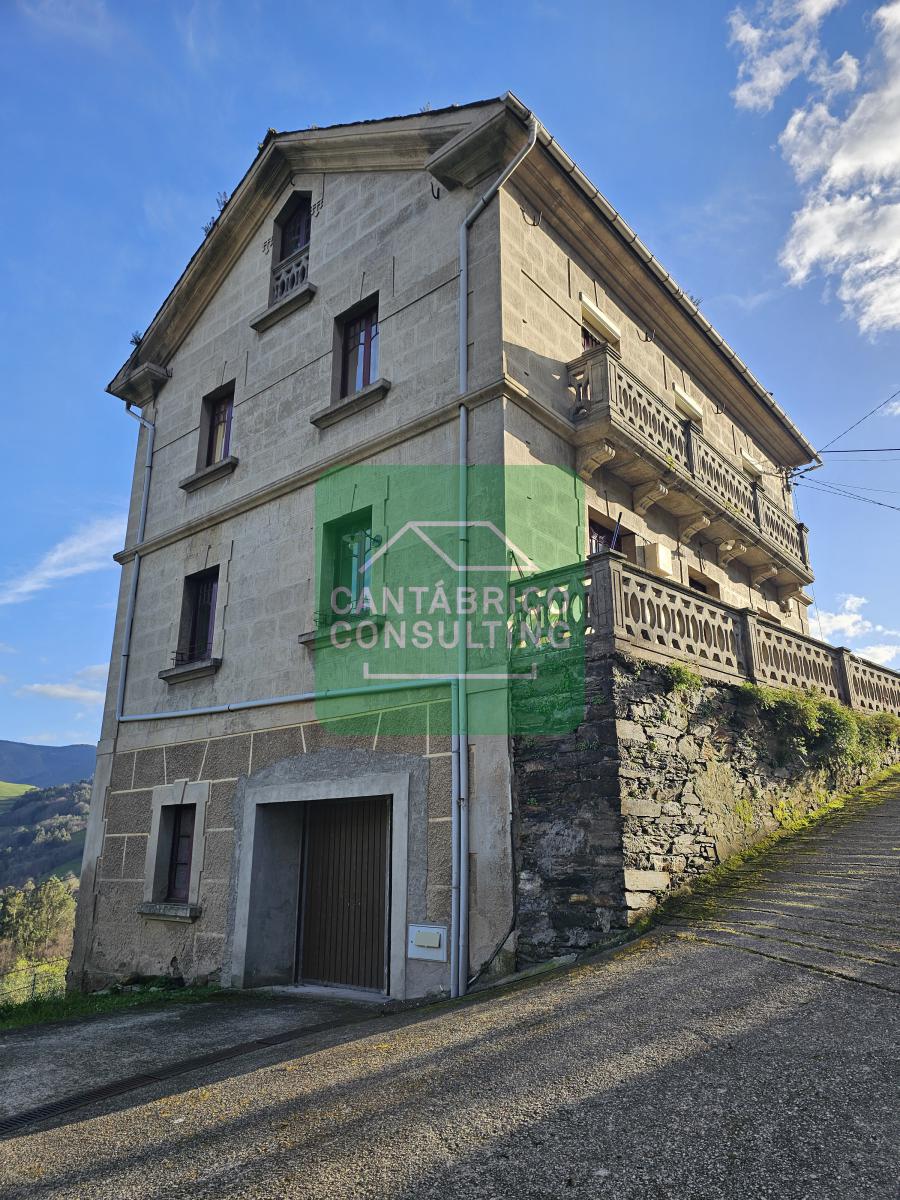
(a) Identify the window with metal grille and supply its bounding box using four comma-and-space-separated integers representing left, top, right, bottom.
331, 510, 374, 613
582, 325, 601, 352
166, 805, 196, 902
340, 304, 379, 398
177, 567, 219, 664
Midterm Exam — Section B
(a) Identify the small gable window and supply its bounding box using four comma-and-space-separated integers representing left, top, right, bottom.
270, 193, 312, 306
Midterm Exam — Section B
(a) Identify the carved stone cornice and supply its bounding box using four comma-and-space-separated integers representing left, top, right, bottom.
110, 362, 171, 407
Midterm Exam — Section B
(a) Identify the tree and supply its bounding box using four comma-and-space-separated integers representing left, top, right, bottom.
0, 877, 76, 959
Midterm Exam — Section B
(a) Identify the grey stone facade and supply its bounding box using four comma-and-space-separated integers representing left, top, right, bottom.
71, 95, 893, 998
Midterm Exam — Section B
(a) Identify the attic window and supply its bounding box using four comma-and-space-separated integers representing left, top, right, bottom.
270, 192, 312, 306
276, 194, 311, 263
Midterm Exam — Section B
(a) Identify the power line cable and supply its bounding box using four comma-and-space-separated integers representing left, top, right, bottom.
797, 480, 900, 512
817, 385, 900, 452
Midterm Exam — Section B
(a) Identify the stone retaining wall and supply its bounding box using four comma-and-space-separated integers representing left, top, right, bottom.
512, 651, 900, 966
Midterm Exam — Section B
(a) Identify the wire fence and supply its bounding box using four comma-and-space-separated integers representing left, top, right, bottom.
0, 957, 68, 1007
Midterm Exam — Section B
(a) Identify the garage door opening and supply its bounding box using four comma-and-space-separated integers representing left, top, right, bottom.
295, 796, 390, 992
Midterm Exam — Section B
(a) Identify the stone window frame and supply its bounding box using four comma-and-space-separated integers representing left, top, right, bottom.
159, 542, 231, 684
137, 780, 209, 921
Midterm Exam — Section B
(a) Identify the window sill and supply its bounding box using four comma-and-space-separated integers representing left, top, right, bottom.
137, 901, 202, 923
179, 456, 238, 493
298, 614, 385, 651
249, 282, 317, 333
158, 658, 222, 684
310, 379, 391, 429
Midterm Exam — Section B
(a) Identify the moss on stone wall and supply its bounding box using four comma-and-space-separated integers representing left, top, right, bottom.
511, 650, 900, 966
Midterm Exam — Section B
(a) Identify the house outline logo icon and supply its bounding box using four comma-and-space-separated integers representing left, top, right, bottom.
362, 520, 540, 575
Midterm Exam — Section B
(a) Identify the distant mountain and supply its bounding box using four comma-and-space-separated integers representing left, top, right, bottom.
0, 741, 95, 789
0, 780, 90, 888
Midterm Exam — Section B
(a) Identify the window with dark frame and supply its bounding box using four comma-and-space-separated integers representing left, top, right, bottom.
178, 566, 219, 664
588, 515, 637, 565
166, 804, 196, 902
340, 304, 379, 398
205, 391, 233, 466
277, 194, 311, 263
582, 324, 601, 352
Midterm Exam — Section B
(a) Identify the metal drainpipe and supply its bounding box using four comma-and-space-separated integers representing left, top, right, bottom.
116, 403, 155, 723
456, 114, 539, 996
111, 406, 466, 998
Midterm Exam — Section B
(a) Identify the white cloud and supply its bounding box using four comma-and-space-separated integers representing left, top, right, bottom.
0, 643, 15, 653
16, 0, 117, 48
731, 1, 900, 334
811, 593, 873, 639
20, 682, 105, 705
728, 0, 845, 112
0, 515, 125, 606
885, 399, 900, 415
811, 596, 900, 665
76, 663, 109, 681
854, 643, 900, 665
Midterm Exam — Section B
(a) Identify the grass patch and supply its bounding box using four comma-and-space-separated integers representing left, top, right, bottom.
661, 661, 703, 693
0, 980, 236, 1032
0, 781, 37, 814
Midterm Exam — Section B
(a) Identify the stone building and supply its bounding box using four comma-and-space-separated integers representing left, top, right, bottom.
70, 94, 900, 999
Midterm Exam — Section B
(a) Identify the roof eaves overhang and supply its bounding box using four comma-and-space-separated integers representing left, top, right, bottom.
500, 91, 819, 468
107, 99, 507, 402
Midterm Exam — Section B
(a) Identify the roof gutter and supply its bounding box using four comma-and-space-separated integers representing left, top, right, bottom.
500, 92, 819, 467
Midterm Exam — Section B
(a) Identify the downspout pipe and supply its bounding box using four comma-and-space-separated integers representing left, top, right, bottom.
116, 403, 155, 723
456, 114, 538, 996
111, 402, 466, 999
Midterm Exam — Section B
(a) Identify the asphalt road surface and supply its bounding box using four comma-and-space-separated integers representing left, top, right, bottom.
3, 779, 898, 1199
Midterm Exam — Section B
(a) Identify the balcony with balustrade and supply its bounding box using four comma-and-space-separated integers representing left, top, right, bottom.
567, 344, 813, 597
509, 551, 900, 717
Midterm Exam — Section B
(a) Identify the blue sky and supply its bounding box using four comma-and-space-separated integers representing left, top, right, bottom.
1, 0, 898, 746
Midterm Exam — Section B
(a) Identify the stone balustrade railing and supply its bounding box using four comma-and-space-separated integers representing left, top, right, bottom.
568, 346, 810, 573
270, 244, 310, 304
510, 551, 900, 717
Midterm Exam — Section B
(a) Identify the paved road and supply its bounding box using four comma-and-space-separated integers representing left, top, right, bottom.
3, 779, 899, 1199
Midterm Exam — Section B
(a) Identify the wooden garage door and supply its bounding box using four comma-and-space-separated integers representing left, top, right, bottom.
297, 796, 390, 991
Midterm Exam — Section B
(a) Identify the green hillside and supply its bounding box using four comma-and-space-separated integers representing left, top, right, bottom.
0, 781, 90, 888
0, 781, 37, 803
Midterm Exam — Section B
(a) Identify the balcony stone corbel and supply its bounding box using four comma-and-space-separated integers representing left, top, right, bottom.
633, 479, 668, 517
678, 512, 710, 543
777, 583, 803, 612
718, 539, 747, 567
576, 440, 616, 482
751, 563, 779, 587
